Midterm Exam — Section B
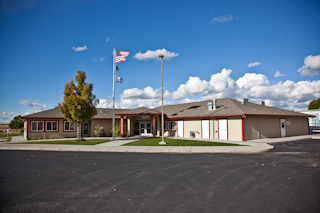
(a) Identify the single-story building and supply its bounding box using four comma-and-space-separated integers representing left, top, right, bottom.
298, 108, 320, 132
20, 98, 311, 141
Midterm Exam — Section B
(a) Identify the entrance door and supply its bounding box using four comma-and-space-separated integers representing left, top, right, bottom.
177, 121, 183, 137
140, 121, 152, 136
219, 119, 227, 140
202, 120, 209, 139
280, 119, 286, 137
83, 122, 89, 137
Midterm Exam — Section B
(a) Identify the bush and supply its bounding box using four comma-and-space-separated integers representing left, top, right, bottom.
94, 124, 104, 137
37, 137, 41, 140
110, 124, 120, 137
44, 137, 47, 139
31, 137, 36, 140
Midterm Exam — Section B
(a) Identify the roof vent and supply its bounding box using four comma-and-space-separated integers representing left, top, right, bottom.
261, 101, 265, 106
100, 110, 103, 113
207, 99, 217, 110
242, 98, 249, 105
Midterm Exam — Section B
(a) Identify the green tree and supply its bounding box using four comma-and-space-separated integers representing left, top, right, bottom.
9, 115, 24, 129
59, 70, 99, 140
308, 98, 320, 110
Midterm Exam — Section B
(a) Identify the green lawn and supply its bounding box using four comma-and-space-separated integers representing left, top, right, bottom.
0, 133, 23, 137
18, 139, 111, 145
123, 138, 244, 146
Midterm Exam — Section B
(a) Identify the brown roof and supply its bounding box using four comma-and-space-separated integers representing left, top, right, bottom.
21, 107, 121, 119
21, 98, 310, 120
115, 107, 161, 115
154, 98, 310, 119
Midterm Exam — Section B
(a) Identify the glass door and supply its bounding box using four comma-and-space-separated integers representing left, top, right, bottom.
83, 122, 89, 137
140, 121, 152, 136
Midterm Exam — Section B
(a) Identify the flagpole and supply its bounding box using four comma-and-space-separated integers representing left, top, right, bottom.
112, 48, 116, 141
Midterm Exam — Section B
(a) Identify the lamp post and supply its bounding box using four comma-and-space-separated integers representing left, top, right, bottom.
159, 54, 166, 145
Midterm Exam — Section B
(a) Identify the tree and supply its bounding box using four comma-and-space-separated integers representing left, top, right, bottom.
59, 70, 99, 140
9, 115, 23, 129
308, 98, 320, 110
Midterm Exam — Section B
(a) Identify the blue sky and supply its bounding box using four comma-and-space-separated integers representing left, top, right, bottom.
1, 0, 320, 123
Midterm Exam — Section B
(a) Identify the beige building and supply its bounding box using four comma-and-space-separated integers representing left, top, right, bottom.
21, 98, 311, 141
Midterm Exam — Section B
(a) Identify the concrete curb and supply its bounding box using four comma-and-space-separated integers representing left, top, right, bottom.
0, 134, 318, 154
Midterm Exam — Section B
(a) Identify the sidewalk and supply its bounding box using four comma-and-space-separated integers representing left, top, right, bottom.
0, 135, 319, 154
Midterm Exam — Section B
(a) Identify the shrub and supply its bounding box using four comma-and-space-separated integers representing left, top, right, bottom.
31, 137, 36, 140
37, 137, 41, 140
110, 124, 120, 137
94, 124, 104, 137
50, 137, 54, 139
44, 137, 47, 139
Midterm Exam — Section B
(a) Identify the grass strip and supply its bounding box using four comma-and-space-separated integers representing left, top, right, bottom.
0, 133, 23, 137
123, 137, 244, 146
18, 139, 111, 145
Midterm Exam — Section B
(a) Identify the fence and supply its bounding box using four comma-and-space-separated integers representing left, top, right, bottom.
309, 121, 320, 133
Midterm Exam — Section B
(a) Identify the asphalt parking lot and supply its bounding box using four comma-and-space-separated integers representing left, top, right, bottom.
0, 139, 319, 213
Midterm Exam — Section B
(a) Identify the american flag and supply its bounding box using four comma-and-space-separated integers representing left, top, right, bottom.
116, 76, 123, 83
116, 51, 130, 63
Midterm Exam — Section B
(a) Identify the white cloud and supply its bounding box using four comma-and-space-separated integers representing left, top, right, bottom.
72, 45, 88, 52
247, 62, 261, 68
169, 69, 237, 100
298, 55, 320, 76
19, 100, 46, 108
210, 15, 238, 24
133, 48, 179, 61
92, 56, 107, 62
104, 68, 320, 111
106, 37, 114, 42
170, 76, 210, 100
120, 86, 169, 99
97, 98, 171, 109
236, 73, 269, 89
0, 112, 16, 124
274, 71, 286, 77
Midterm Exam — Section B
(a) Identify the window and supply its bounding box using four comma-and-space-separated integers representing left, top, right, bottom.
46, 121, 58, 131
64, 121, 75, 131
164, 121, 176, 130
31, 121, 44, 131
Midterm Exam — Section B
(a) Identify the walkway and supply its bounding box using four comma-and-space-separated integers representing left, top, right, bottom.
0, 135, 319, 154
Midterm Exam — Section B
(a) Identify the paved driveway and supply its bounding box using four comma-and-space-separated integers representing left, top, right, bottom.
0, 139, 319, 213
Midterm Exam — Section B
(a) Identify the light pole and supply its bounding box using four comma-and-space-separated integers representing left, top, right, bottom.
159, 54, 166, 145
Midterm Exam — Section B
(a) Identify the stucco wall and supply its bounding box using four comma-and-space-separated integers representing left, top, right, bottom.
228, 118, 242, 141
27, 119, 78, 139
24, 121, 27, 139
213, 119, 218, 140
91, 119, 113, 137
244, 116, 309, 140
209, 119, 214, 139
286, 117, 309, 136
184, 120, 202, 139
244, 116, 280, 140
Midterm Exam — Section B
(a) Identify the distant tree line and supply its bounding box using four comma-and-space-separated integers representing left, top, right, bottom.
308, 98, 320, 110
